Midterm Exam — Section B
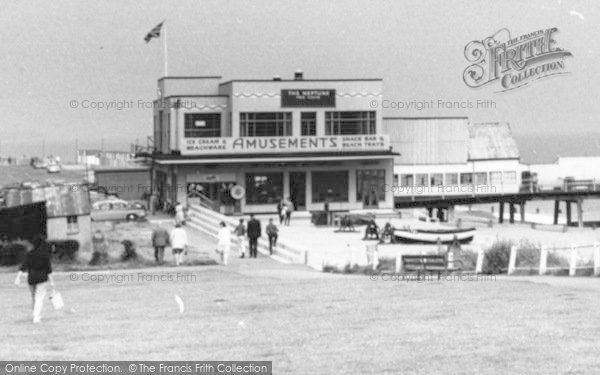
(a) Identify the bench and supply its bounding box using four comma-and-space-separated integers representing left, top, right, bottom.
334, 215, 358, 232
401, 254, 463, 278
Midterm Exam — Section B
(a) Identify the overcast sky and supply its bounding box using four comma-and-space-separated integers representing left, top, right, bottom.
1, 0, 598, 158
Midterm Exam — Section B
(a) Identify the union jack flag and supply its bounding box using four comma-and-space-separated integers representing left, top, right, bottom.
144, 21, 164, 43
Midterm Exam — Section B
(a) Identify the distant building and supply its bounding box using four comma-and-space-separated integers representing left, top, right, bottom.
1, 184, 92, 251
77, 149, 134, 168
528, 156, 600, 187
150, 73, 396, 214
384, 117, 521, 200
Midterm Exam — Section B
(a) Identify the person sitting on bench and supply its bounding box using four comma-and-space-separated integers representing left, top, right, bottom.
363, 219, 380, 240
379, 222, 396, 244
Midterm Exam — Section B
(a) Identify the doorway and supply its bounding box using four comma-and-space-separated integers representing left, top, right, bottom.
289, 172, 306, 210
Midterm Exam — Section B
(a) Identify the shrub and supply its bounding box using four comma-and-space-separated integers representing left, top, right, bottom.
515, 239, 541, 268
48, 240, 80, 262
120, 240, 137, 261
459, 249, 478, 270
482, 239, 512, 274
0, 243, 27, 266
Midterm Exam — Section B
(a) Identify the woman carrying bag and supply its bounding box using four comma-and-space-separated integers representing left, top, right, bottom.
14, 236, 56, 324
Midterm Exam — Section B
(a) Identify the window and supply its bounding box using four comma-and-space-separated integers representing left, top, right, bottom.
245, 173, 283, 204
415, 174, 429, 187
490, 171, 502, 186
325, 111, 376, 135
474, 172, 487, 185
301, 112, 316, 136
67, 216, 79, 234
400, 174, 414, 187
240, 112, 292, 137
430, 173, 443, 187
184, 113, 221, 138
356, 170, 386, 202
312, 171, 349, 202
460, 173, 473, 185
445, 173, 458, 186
504, 171, 517, 184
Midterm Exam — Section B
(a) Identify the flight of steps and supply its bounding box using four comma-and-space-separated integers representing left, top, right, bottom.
186, 204, 308, 265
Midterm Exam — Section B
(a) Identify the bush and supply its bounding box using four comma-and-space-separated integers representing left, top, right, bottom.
120, 240, 137, 261
48, 240, 80, 262
459, 249, 478, 270
515, 239, 541, 268
482, 239, 512, 274
0, 243, 27, 266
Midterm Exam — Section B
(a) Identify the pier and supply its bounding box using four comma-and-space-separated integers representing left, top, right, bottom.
394, 188, 600, 228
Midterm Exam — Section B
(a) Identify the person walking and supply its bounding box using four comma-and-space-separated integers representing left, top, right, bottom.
174, 202, 186, 226
151, 223, 170, 264
216, 222, 231, 265
246, 214, 261, 258
276, 201, 283, 224
234, 218, 247, 258
284, 197, 294, 226
14, 236, 55, 324
266, 218, 279, 255
169, 223, 188, 266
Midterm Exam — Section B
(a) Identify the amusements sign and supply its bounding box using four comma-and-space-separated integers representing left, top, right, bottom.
281, 89, 335, 107
182, 135, 390, 155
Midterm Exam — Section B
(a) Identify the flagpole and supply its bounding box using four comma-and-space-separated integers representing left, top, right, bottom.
163, 20, 168, 76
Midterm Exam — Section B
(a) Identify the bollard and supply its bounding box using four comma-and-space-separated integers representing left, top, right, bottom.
508, 245, 517, 275
539, 245, 548, 275
594, 242, 600, 277
475, 248, 484, 274
395, 255, 401, 274
569, 245, 577, 277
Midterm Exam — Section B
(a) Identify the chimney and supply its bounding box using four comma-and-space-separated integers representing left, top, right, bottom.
273, 75, 281, 81
294, 70, 304, 80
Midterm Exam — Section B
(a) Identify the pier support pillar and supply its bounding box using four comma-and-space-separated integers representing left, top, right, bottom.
427, 207, 433, 219
519, 202, 525, 223
576, 199, 583, 228
499, 202, 504, 224
566, 201, 572, 226
509, 203, 515, 224
553, 200, 559, 225
447, 206, 455, 223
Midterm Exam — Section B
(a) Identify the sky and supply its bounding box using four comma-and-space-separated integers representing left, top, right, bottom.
1, 0, 599, 161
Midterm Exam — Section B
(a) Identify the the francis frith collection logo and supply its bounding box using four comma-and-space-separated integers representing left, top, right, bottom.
463, 27, 573, 92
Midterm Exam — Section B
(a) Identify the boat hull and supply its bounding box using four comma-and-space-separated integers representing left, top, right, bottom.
394, 228, 476, 244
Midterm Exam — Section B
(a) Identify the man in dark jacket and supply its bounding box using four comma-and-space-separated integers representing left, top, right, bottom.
246, 214, 261, 258
151, 223, 170, 264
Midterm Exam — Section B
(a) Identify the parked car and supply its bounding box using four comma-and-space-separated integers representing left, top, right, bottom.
91, 199, 147, 222
46, 163, 61, 173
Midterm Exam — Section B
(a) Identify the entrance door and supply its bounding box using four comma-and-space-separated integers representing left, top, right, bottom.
289, 172, 306, 210
357, 170, 385, 209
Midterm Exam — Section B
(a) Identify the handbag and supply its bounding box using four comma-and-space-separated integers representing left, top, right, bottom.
49, 289, 65, 310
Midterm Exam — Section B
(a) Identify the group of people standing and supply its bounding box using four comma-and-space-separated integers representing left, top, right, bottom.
276, 197, 294, 226
221, 214, 279, 263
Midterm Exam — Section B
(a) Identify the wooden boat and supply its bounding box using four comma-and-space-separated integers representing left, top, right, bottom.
394, 227, 475, 244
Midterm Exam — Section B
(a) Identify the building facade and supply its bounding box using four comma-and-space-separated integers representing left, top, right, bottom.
384, 118, 522, 200
151, 73, 396, 214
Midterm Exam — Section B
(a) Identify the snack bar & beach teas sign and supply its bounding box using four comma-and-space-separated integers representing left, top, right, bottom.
183, 135, 390, 155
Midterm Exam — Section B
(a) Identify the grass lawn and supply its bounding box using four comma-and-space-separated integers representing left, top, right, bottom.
1, 259, 600, 374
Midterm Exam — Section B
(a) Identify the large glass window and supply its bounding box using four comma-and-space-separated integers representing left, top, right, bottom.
415, 174, 429, 187
490, 171, 502, 186
400, 174, 414, 187
312, 171, 349, 202
301, 112, 316, 136
356, 170, 385, 202
445, 173, 458, 186
245, 173, 284, 204
460, 173, 473, 185
474, 172, 487, 185
240, 112, 292, 137
325, 111, 376, 135
184, 113, 221, 138
430, 173, 443, 187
